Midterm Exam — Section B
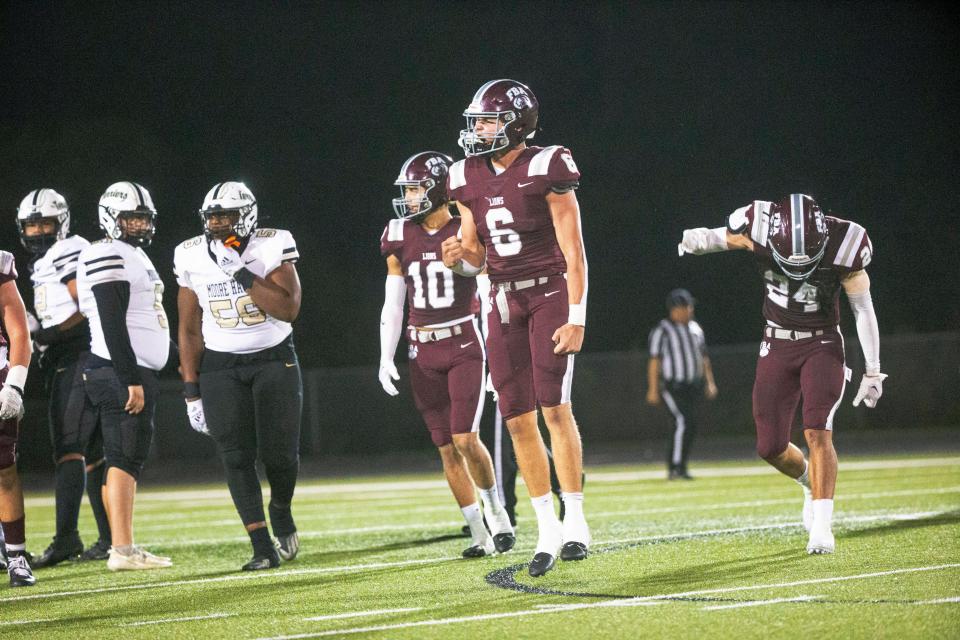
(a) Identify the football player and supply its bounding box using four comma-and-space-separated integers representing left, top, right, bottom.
17, 189, 112, 567
441, 80, 590, 576
678, 194, 885, 554
379, 152, 515, 558
175, 182, 303, 571
0, 248, 36, 586
77, 182, 172, 571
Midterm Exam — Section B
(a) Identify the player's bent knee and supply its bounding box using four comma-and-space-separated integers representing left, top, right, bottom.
0, 445, 17, 473
756, 440, 789, 462
222, 448, 256, 472
109, 458, 144, 481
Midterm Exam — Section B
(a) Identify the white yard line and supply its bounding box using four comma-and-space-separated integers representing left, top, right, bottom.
121, 613, 234, 626
254, 564, 960, 639
914, 596, 960, 604
304, 608, 422, 621
25, 456, 959, 508
0, 618, 58, 626
702, 595, 822, 610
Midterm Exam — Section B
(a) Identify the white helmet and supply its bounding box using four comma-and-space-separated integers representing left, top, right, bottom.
199, 181, 258, 240
17, 188, 71, 253
98, 181, 157, 247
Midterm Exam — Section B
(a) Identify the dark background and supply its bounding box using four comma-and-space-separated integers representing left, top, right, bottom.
2, 1, 957, 368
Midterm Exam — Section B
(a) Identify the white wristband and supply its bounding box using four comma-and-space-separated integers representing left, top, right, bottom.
451, 258, 483, 277
5, 364, 28, 390
568, 303, 586, 326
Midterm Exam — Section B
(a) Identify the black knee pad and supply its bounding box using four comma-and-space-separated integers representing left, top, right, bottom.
222, 448, 257, 471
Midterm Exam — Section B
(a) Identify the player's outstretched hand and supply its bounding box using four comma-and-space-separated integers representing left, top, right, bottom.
552, 323, 584, 355
185, 398, 209, 435
379, 360, 400, 396
852, 373, 887, 408
441, 236, 463, 268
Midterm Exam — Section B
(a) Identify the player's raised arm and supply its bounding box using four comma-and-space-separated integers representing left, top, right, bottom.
442, 201, 485, 276
842, 269, 887, 408
378, 255, 405, 396
678, 203, 766, 255
548, 189, 587, 355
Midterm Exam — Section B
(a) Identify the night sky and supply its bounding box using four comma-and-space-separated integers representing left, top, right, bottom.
2, 2, 957, 367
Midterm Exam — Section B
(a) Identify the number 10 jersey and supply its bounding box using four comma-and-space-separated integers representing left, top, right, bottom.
174, 229, 299, 354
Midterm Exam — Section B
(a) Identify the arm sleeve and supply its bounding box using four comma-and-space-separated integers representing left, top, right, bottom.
34, 318, 89, 346
379, 275, 406, 363
847, 289, 880, 374
92, 280, 142, 385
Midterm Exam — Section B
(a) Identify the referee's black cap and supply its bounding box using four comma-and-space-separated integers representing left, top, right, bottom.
666, 288, 696, 309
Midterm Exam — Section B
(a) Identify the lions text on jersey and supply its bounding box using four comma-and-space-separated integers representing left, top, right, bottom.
77, 239, 169, 371
30, 235, 89, 328
174, 229, 300, 353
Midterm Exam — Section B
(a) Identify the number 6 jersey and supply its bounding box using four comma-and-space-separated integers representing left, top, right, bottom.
174, 229, 299, 353
446, 145, 580, 283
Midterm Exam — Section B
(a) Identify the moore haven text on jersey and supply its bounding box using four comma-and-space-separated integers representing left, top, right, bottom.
728, 201, 873, 331
77, 238, 170, 371
174, 228, 299, 354
30, 235, 89, 328
447, 145, 581, 283
380, 217, 479, 328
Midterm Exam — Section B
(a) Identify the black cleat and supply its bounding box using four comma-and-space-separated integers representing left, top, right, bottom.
528, 552, 556, 577
493, 532, 516, 553
32, 534, 84, 568
79, 539, 111, 561
560, 541, 588, 561
7, 554, 36, 587
276, 532, 299, 561
241, 549, 281, 571
461, 539, 495, 558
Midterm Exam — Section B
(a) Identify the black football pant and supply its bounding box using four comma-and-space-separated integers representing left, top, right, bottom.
200, 345, 303, 536
660, 382, 703, 474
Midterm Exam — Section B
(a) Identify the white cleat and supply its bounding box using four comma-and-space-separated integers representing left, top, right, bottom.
107, 546, 173, 571
801, 486, 814, 532
806, 529, 835, 555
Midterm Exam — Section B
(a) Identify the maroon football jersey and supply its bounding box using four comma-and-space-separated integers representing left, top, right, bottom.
0, 251, 17, 355
447, 145, 581, 283
380, 217, 478, 327
728, 201, 873, 330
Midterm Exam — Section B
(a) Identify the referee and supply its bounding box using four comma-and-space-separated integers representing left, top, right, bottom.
646, 289, 717, 479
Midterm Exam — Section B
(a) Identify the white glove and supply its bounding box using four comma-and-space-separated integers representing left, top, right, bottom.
185, 398, 209, 435
852, 373, 888, 408
677, 227, 728, 256
0, 385, 24, 421
208, 239, 245, 277
379, 361, 400, 396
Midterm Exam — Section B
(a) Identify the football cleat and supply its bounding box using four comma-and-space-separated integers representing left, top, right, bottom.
32, 534, 84, 568
807, 528, 835, 555
801, 486, 814, 532
462, 537, 495, 558
80, 539, 112, 561
560, 541, 588, 561
242, 549, 281, 571
7, 553, 36, 587
493, 532, 516, 554
107, 546, 172, 571
485, 508, 516, 553
275, 532, 300, 561
528, 552, 556, 577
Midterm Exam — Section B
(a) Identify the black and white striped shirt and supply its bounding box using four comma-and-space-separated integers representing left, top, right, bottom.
648, 319, 708, 384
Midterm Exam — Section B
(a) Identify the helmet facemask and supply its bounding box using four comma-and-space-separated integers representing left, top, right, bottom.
768, 194, 829, 281
392, 180, 440, 221
771, 243, 827, 280
201, 204, 257, 242
19, 215, 68, 254
103, 208, 156, 247
459, 111, 520, 157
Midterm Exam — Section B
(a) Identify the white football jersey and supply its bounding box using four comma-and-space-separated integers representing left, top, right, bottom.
173, 228, 300, 354
77, 239, 170, 371
30, 235, 89, 327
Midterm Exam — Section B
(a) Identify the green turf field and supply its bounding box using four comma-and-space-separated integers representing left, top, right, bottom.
3, 453, 958, 639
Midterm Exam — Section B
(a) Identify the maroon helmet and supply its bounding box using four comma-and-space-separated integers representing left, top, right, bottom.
392, 151, 454, 220
768, 193, 828, 280
458, 79, 539, 157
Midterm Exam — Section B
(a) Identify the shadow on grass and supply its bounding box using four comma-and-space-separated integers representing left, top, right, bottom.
840, 510, 960, 541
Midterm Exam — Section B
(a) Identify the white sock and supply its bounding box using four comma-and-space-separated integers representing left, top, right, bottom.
460, 503, 488, 543
812, 499, 834, 530
795, 459, 810, 489
530, 493, 560, 529
560, 491, 585, 523
479, 485, 503, 515
5, 542, 25, 553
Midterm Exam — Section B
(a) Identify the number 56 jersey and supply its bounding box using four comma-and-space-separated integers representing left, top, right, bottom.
174, 229, 299, 354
